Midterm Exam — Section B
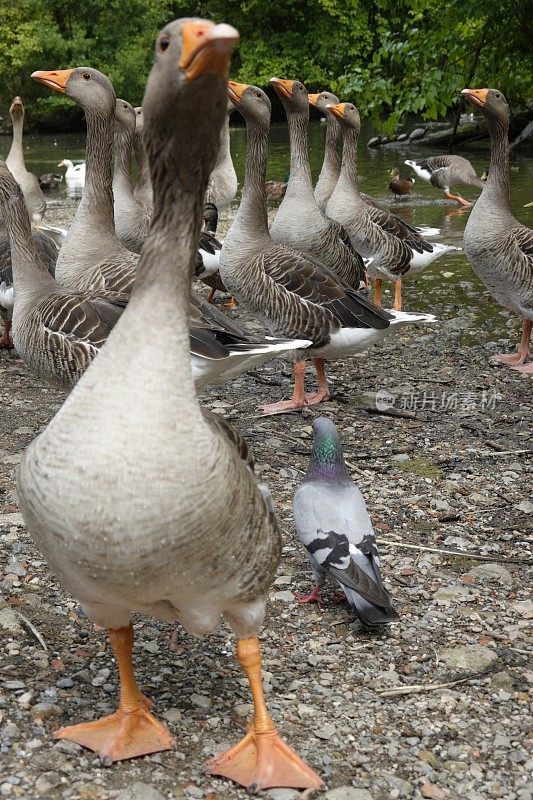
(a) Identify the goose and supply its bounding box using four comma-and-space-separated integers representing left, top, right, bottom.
0, 219, 59, 349
404, 154, 484, 207
132, 107, 153, 209
269, 78, 366, 290
308, 90, 342, 212
462, 88, 533, 373
205, 100, 238, 211
38, 173, 62, 190
113, 98, 150, 253
31, 68, 295, 387
18, 19, 322, 791
57, 158, 86, 187
388, 167, 415, 199
6, 96, 47, 222
220, 82, 436, 414
326, 102, 459, 310
0, 156, 127, 388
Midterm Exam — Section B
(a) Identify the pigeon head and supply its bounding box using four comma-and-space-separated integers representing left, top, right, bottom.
305, 417, 350, 482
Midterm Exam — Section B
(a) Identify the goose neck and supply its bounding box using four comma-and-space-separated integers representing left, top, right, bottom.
133, 129, 151, 196
7, 115, 23, 163
78, 108, 116, 232
483, 113, 510, 209
233, 120, 269, 238
113, 125, 135, 198
323, 115, 342, 177
286, 111, 313, 190
339, 127, 359, 191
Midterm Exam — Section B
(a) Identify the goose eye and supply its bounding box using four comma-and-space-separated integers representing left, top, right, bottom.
82, 72, 91, 80
255, 91, 262, 98
160, 37, 170, 51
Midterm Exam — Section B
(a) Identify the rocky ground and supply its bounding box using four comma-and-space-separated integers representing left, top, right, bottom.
0, 198, 532, 800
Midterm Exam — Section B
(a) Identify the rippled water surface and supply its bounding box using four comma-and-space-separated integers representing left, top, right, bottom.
1, 120, 531, 345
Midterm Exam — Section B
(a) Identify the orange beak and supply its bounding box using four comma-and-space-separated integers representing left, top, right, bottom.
31, 69, 74, 93
308, 93, 319, 107
461, 88, 488, 108
270, 77, 293, 100
228, 81, 249, 102
326, 102, 345, 120
180, 20, 239, 81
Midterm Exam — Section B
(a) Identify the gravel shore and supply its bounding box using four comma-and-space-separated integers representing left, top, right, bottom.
0, 199, 532, 800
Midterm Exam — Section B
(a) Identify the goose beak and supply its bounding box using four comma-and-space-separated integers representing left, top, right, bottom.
326, 102, 345, 120
270, 77, 293, 99
308, 93, 319, 107
227, 81, 249, 103
461, 88, 488, 108
180, 21, 239, 81
31, 69, 74, 93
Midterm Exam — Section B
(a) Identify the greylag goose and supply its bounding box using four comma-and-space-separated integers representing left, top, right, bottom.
18, 19, 321, 791
462, 88, 533, 373
0, 156, 127, 389
0, 219, 58, 349
308, 90, 342, 213
6, 97, 46, 222
205, 100, 238, 211
293, 417, 399, 625
113, 98, 150, 253
269, 78, 366, 290
326, 102, 458, 310
388, 167, 415, 199
220, 82, 435, 414
58, 158, 86, 188
132, 107, 153, 209
405, 154, 484, 207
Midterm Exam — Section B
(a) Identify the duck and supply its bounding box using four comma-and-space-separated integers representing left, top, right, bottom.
0, 156, 127, 388
113, 98, 150, 253
388, 167, 415, 199
57, 158, 86, 187
132, 107, 153, 209
6, 96, 47, 221
462, 88, 533, 373
38, 173, 62, 190
326, 102, 459, 310
293, 417, 399, 625
220, 82, 436, 414
18, 19, 322, 791
205, 99, 238, 211
404, 154, 484, 207
308, 90, 342, 212
269, 77, 366, 290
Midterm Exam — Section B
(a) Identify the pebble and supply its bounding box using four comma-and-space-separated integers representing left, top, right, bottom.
162, 707, 182, 723
0, 608, 23, 635
465, 563, 514, 587
324, 789, 375, 800
116, 784, 166, 800
30, 702, 64, 719
190, 693, 211, 709
314, 722, 336, 740
266, 790, 300, 800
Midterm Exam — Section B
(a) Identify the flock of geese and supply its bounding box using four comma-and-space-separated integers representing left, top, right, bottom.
0, 14, 532, 792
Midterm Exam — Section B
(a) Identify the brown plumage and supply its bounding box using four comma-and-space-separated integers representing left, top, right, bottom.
388, 167, 414, 199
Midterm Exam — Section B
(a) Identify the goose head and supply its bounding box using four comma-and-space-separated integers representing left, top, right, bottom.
270, 77, 309, 115
31, 67, 116, 118
134, 106, 144, 133
142, 19, 239, 195
308, 91, 340, 116
9, 96, 24, 121
228, 82, 271, 128
114, 98, 136, 134
461, 88, 510, 127
326, 102, 361, 136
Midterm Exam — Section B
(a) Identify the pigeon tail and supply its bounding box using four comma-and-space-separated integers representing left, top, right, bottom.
342, 586, 399, 626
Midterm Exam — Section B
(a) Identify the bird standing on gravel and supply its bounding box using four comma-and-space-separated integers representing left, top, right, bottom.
293, 417, 399, 626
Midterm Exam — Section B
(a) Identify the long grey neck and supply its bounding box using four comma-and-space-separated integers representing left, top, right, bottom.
316, 114, 341, 199
338, 127, 360, 195
7, 114, 24, 167
286, 111, 314, 196
0, 180, 56, 298
113, 124, 135, 200
214, 114, 232, 172
482, 113, 510, 210
232, 121, 269, 239
133, 128, 152, 202
76, 108, 116, 233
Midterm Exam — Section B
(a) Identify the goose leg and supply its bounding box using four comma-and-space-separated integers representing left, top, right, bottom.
206, 637, 323, 791
305, 357, 331, 405
259, 360, 308, 414
223, 296, 239, 309
0, 320, 13, 349
373, 278, 383, 306
393, 279, 402, 311
506, 320, 533, 371
206, 288, 217, 303
53, 624, 174, 763
443, 191, 471, 207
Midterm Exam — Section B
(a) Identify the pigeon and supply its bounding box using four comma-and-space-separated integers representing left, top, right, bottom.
293, 417, 399, 626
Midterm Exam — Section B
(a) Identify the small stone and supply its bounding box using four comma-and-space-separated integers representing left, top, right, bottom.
324, 789, 375, 800
442, 760, 468, 772
30, 702, 64, 720
57, 677, 74, 689
162, 708, 182, 723
0, 608, 23, 635
511, 599, 533, 617
17, 690, 33, 707
491, 672, 514, 691
516, 500, 533, 514
271, 591, 295, 603
267, 790, 300, 800
441, 645, 497, 673
465, 563, 513, 587
421, 783, 447, 800
190, 693, 211, 710
116, 783, 166, 800
314, 722, 336, 740
1, 723, 20, 740
184, 786, 204, 799
234, 702, 253, 718
142, 641, 160, 654
434, 585, 472, 605
3, 680, 25, 690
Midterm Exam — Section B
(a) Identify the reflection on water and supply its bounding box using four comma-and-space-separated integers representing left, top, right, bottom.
0, 121, 531, 343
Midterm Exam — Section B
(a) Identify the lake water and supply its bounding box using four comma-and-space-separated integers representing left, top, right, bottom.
1, 121, 532, 345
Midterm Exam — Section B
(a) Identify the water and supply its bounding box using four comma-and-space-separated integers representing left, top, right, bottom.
1, 121, 532, 343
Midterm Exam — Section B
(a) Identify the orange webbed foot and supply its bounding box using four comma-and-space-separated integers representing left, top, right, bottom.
54, 705, 175, 764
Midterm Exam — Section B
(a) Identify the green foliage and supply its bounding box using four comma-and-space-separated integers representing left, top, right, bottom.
0, 0, 531, 131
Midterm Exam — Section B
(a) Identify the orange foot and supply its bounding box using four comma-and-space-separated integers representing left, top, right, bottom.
206, 727, 323, 791
54, 705, 175, 764
258, 398, 306, 415
303, 390, 330, 406
490, 352, 528, 366
223, 296, 238, 309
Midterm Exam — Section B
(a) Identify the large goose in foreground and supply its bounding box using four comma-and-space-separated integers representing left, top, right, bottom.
326, 102, 459, 310
220, 83, 435, 414
269, 77, 366, 290
462, 88, 533, 373
6, 97, 47, 222
19, 18, 322, 790
405, 154, 484, 207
